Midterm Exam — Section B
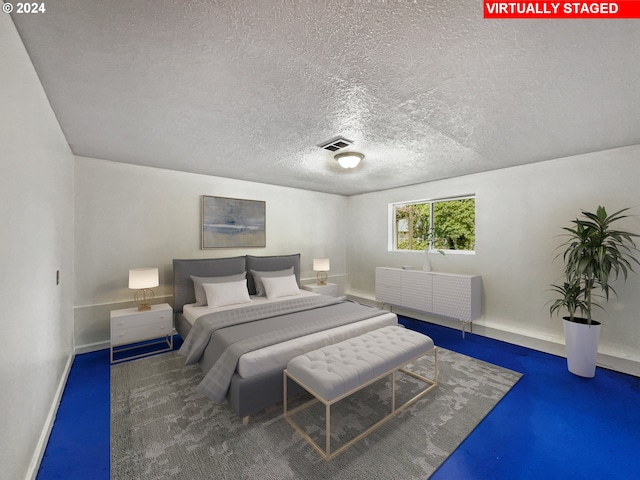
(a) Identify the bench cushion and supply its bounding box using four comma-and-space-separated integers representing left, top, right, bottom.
286, 325, 435, 402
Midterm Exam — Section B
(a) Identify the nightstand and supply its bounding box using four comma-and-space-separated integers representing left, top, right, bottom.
110, 303, 173, 364
302, 282, 339, 297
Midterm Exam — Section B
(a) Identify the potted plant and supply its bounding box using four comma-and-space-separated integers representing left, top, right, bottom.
550, 206, 639, 377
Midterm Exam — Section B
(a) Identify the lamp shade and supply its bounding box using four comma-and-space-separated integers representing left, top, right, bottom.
313, 258, 330, 271
128, 268, 159, 289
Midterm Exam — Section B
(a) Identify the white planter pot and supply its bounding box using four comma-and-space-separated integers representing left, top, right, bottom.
563, 317, 601, 378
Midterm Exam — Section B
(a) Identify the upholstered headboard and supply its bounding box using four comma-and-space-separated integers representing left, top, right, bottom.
172, 256, 246, 312
246, 254, 301, 296
172, 254, 301, 313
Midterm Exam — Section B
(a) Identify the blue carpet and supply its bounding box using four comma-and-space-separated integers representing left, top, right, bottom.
399, 317, 640, 480
37, 323, 640, 479
36, 349, 110, 480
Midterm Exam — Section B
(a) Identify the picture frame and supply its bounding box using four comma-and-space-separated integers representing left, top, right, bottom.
201, 195, 266, 249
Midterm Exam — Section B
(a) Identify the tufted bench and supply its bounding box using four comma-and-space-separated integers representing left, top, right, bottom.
283, 325, 438, 460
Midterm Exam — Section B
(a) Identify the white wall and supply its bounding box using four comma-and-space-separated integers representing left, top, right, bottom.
74, 157, 348, 348
0, 16, 75, 480
347, 146, 640, 375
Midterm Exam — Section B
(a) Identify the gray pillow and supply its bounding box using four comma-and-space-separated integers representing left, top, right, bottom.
250, 267, 294, 297
191, 272, 246, 306
246, 254, 300, 295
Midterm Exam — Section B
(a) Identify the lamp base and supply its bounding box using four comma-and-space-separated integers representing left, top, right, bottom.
316, 271, 327, 286
134, 288, 155, 311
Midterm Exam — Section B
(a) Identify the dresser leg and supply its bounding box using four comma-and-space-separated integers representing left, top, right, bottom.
461, 320, 473, 338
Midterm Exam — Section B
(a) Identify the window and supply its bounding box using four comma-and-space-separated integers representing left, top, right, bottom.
391, 196, 476, 252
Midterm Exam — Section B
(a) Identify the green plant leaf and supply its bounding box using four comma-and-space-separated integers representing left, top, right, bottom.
550, 205, 639, 325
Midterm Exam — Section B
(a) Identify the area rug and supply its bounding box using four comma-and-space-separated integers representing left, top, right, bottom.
111, 349, 522, 479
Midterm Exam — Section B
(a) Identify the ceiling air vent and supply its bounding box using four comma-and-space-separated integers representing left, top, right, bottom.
317, 136, 354, 152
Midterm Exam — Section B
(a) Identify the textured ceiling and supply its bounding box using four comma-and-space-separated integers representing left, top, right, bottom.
10, 0, 640, 195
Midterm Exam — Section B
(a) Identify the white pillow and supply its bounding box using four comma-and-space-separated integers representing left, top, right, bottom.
261, 274, 300, 299
191, 272, 247, 306
202, 280, 251, 308
250, 267, 294, 296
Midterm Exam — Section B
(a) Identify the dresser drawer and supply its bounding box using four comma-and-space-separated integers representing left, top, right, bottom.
111, 319, 172, 346
301, 283, 339, 297
111, 307, 171, 330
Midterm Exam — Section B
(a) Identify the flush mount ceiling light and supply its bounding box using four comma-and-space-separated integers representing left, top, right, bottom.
334, 152, 364, 169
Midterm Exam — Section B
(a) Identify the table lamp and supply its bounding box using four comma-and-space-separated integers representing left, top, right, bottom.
313, 258, 330, 286
129, 268, 159, 311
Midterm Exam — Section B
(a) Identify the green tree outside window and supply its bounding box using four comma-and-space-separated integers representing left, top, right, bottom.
394, 198, 475, 251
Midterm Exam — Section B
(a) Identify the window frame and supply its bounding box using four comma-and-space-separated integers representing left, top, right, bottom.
389, 194, 476, 254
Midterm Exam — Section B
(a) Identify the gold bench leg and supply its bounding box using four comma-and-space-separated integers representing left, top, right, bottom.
326, 403, 331, 458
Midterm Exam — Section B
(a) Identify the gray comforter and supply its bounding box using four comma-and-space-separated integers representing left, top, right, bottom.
179, 295, 388, 403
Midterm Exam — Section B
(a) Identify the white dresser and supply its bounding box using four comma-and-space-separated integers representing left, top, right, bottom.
110, 303, 173, 363
376, 267, 481, 336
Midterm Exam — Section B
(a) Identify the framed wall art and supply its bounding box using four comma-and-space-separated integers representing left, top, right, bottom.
201, 195, 266, 249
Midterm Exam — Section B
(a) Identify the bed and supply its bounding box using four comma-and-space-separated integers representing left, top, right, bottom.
172, 254, 398, 422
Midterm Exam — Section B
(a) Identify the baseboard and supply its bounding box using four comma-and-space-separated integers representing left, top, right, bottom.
75, 340, 110, 354
74, 331, 179, 355
346, 293, 640, 378
25, 351, 75, 480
